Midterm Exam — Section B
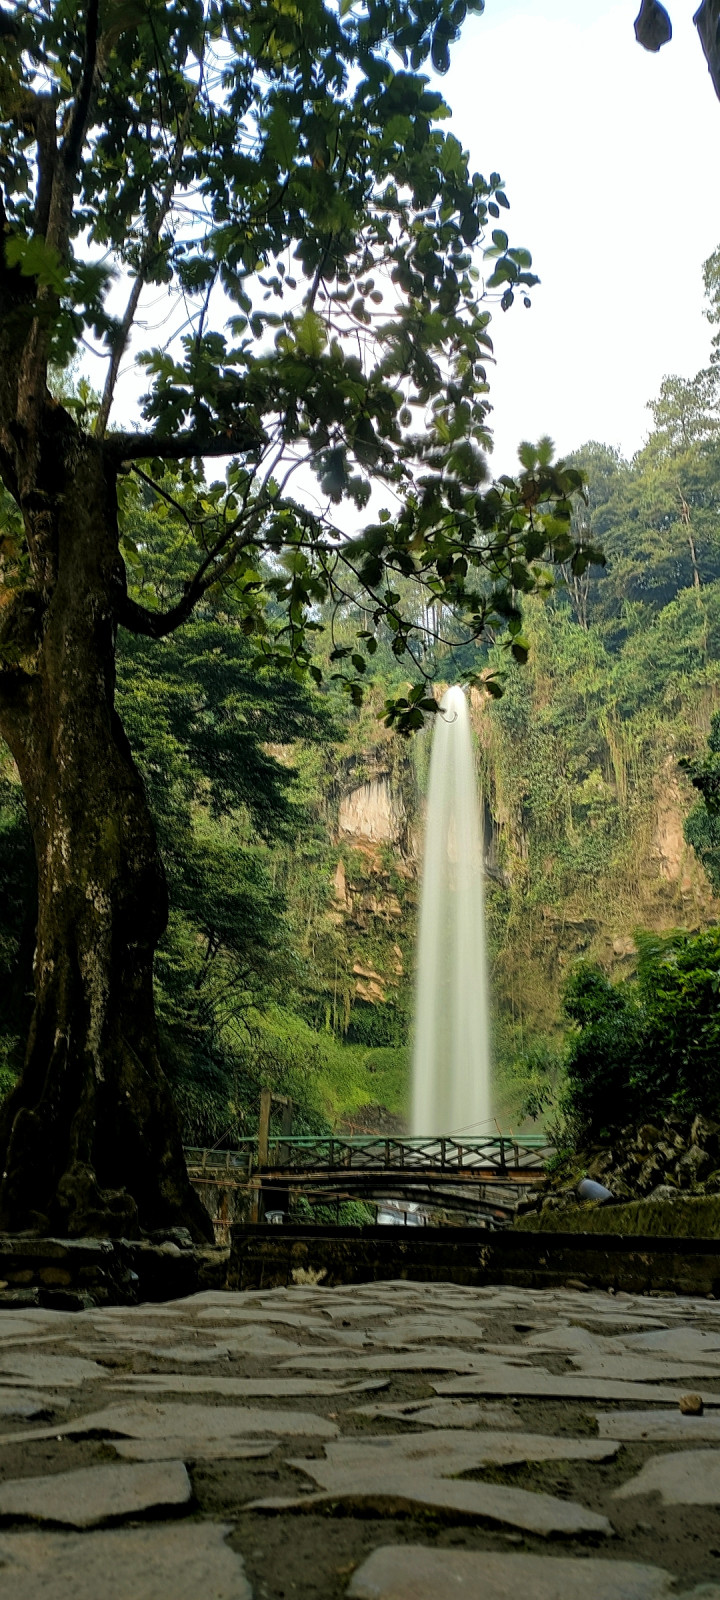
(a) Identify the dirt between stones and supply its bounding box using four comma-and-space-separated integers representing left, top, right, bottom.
0, 1289, 719, 1599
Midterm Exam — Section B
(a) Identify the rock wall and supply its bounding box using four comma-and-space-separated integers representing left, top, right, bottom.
323, 685, 720, 1076
338, 778, 405, 845
325, 740, 416, 1025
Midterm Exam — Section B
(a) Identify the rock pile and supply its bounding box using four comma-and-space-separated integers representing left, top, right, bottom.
518, 1114, 720, 1219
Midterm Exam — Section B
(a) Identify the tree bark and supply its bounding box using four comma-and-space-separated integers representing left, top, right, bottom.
0, 409, 213, 1241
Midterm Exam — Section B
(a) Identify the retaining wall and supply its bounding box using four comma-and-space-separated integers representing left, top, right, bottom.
228, 1222, 720, 1296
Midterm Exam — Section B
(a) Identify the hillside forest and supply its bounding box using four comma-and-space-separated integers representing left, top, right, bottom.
4, 253, 720, 1150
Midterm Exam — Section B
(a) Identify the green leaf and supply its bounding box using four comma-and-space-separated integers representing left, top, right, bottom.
265, 106, 299, 168
6, 234, 67, 294
296, 310, 327, 358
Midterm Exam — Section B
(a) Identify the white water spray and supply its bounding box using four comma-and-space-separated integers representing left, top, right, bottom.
411, 685, 491, 1137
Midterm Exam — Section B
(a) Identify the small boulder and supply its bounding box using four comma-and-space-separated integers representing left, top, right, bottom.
647, 1184, 680, 1203
679, 1393, 704, 1416
691, 1115, 720, 1156
638, 1156, 664, 1195
675, 1148, 712, 1189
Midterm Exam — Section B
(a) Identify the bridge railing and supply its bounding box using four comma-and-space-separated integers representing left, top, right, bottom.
185, 1133, 551, 1176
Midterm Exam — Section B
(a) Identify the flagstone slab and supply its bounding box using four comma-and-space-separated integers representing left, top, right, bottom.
623, 1329, 720, 1357
0, 1318, 57, 1343
134, 1329, 302, 1358
84, 1325, 195, 1344
0, 1390, 67, 1419
89, 1307, 182, 1322
345, 1546, 716, 1600
0, 1352, 107, 1387
321, 1305, 404, 1323
113, 1374, 388, 1398
0, 1310, 81, 1332
196, 1307, 331, 1329
353, 1399, 521, 1429
0, 1521, 252, 1600
171, 1290, 246, 1307
614, 1448, 720, 1504
569, 1354, 720, 1382
520, 1326, 605, 1353
290, 1428, 619, 1480
0, 1458, 191, 1527
370, 1316, 486, 1344
280, 1350, 528, 1374
113, 1436, 276, 1461
434, 1369, 720, 1404
561, 1314, 676, 1331
247, 1470, 611, 1537
82, 1341, 236, 1363
596, 1409, 720, 1442
317, 1330, 378, 1348
0, 1399, 339, 1447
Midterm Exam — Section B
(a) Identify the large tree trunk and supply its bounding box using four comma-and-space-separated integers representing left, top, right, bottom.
0, 410, 213, 1241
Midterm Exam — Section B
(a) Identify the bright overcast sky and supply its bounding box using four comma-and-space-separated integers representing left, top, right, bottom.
443, 0, 720, 473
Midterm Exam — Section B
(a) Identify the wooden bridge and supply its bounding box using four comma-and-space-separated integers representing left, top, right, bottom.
185, 1134, 551, 1231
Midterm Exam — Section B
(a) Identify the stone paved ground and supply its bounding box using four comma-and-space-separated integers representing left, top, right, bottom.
1, 1281, 720, 1596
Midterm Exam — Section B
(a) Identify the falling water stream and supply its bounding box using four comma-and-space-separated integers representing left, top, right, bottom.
411, 685, 491, 1138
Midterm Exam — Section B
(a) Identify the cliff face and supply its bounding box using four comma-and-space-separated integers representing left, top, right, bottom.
473, 695, 720, 1060
326, 750, 417, 1036
322, 669, 720, 1102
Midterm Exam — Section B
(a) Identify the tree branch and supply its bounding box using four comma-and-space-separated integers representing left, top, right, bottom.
44, 0, 100, 259
95, 84, 200, 439
62, 0, 101, 172
106, 421, 265, 464
117, 514, 261, 637
15, 1, 101, 432
117, 592, 204, 639
33, 96, 58, 238
118, 548, 249, 637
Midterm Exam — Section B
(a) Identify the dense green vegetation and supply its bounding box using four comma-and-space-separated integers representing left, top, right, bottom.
553, 930, 720, 1144
4, 252, 720, 1148
479, 251, 720, 1129
0, 527, 413, 1144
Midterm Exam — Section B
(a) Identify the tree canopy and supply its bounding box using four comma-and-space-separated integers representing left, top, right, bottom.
559, 929, 720, 1143
0, 0, 591, 726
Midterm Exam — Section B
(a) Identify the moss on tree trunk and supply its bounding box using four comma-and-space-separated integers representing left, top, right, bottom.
0, 401, 211, 1240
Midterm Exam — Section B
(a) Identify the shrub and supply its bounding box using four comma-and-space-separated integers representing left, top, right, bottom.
561, 930, 720, 1143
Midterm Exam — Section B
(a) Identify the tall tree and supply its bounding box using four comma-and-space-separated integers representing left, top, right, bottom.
0, 0, 585, 1238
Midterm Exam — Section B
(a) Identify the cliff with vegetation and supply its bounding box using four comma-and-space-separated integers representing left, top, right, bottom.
4, 261, 720, 1145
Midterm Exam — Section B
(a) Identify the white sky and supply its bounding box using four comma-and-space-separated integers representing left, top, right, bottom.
443, 0, 720, 472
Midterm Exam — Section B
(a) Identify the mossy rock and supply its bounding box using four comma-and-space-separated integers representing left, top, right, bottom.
514, 1194, 720, 1239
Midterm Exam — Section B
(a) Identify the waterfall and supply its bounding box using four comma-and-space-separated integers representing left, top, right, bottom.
411, 685, 492, 1138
